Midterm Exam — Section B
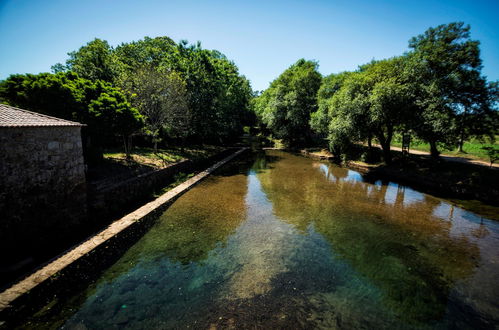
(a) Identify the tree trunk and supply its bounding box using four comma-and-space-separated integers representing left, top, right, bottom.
367, 134, 372, 149
123, 135, 131, 160
180, 137, 185, 152
381, 142, 392, 164
377, 127, 393, 164
128, 135, 133, 151
458, 132, 465, 153
429, 139, 439, 158
457, 109, 468, 153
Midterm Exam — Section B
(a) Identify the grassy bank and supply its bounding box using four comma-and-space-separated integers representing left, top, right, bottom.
103, 145, 225, 169
391, 135, 498, 162
361, 154, 499, 208
301, 145, 499, 208
87, 145, 224, 183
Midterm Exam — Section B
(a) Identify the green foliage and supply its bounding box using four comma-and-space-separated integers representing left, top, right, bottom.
172, 43, 253, 142
311, 72, 352, 137
254, 59, 322, 146
88, 90, 143, 145
317, 57, 414, 163
115, 37, 252, 142
0, 72, 86, 120
305, 22, 495, 164
54, 36, 253, 144
119, 66, 190, 148
407, 22, 491, 156
481, 146, 499, 166
0, 72, 143, 152
53, 38, 118, 82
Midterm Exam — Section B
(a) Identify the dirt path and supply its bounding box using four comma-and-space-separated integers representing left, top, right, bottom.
374, 144, 498, 169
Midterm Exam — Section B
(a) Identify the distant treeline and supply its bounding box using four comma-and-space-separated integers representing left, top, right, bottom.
254, 22, 498, 163
0, 36, 254, 157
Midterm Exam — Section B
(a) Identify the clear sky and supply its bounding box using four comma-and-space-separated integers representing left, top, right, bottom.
0, 0, 498, 91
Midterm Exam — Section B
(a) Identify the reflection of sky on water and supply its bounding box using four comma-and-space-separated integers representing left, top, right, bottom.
318, 164, 364, 184
346, 170, 363, 182
318, 163, 336, 182
20, 151, 499, 329
383, 183, 399, 205
318, 164, 426, 207
402, 187, 425, 206
433, 201, 499, 238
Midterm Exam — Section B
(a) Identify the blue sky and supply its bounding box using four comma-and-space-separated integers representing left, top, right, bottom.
0, 0, 498, 91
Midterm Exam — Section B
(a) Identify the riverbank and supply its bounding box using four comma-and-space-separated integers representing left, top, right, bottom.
353, 157, 499, 207
299, 148, 499, 208
0, 146, 235, 292
0, 148, 249, 327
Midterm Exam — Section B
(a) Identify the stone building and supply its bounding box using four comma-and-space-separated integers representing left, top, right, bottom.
0, 104, 87, 269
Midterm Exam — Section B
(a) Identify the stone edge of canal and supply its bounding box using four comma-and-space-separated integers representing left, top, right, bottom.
0, 147, 249, 326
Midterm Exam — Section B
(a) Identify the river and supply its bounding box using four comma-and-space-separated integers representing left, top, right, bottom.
23, 150, 499, 329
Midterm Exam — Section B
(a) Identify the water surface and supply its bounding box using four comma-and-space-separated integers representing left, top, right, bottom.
25, 151, 499, 329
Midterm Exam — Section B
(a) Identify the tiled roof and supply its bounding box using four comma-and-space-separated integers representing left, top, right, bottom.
0, 103, 83, 127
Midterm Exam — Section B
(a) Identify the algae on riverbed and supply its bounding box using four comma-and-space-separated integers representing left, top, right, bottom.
19, 151, 499, 329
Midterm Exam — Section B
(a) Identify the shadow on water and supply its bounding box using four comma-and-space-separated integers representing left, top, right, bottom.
15, 150, 499, 329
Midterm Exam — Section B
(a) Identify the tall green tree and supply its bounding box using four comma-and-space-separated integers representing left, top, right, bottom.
254, 59, 322, 146
88, 90, 143, 157
310, 71, 352, 139
0, 72, 143, 156
364, 57, 415, 163
119, 66, 190, 150
319, 57, 414, 163
53, 36, 253, 144
114, 36, 178, 73
408, 22, 487, 157
53, 38, 118, 82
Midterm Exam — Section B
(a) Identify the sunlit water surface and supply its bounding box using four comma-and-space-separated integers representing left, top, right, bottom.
25, 151, 499, 329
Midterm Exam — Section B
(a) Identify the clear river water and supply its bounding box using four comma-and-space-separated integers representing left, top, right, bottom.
23, 150, 499, 329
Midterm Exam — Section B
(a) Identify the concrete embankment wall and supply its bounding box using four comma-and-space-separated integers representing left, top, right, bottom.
0, 148, 247, 327
88, 149, 235, 220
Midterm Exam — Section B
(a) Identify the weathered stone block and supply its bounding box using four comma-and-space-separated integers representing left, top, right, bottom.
0, 126, 87, 264
47, 141, 59, 150
63, 142, 74, 150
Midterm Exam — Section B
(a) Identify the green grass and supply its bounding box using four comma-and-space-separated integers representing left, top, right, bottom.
103, 145, 224, 168
391, 136, 498, 162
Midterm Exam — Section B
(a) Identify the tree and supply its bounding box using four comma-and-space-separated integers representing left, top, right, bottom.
119, 66, 190, 150
114, 36, 177, 73
310, 72, 352, 139
88, 91, 143, 158
0, 72, 87, 121
319, 57, 414, 164
254, 59, 322, 146
324, 71, 372, 156
481, 146, 499, 167
454, 71, 492, 152
364, 57, 415, 163
52, 36, 253, 144
0, 72, 144, 156
53, 38, 118, 82
408, 22, 486, 158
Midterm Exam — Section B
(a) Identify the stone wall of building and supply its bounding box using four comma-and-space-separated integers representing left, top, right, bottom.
0, 126, 87, 265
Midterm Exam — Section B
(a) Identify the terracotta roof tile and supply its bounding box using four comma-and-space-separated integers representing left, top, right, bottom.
0, 103, 83, 127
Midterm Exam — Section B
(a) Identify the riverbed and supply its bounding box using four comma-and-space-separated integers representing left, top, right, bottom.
22, 150, 499, 329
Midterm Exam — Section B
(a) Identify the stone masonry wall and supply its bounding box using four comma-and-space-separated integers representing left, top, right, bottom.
87, 148, 235, 220
0, 126, 87, 264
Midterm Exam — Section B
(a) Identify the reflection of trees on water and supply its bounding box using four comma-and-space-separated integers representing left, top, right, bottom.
472, 218, 490, 239
257, 151, 480, 322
